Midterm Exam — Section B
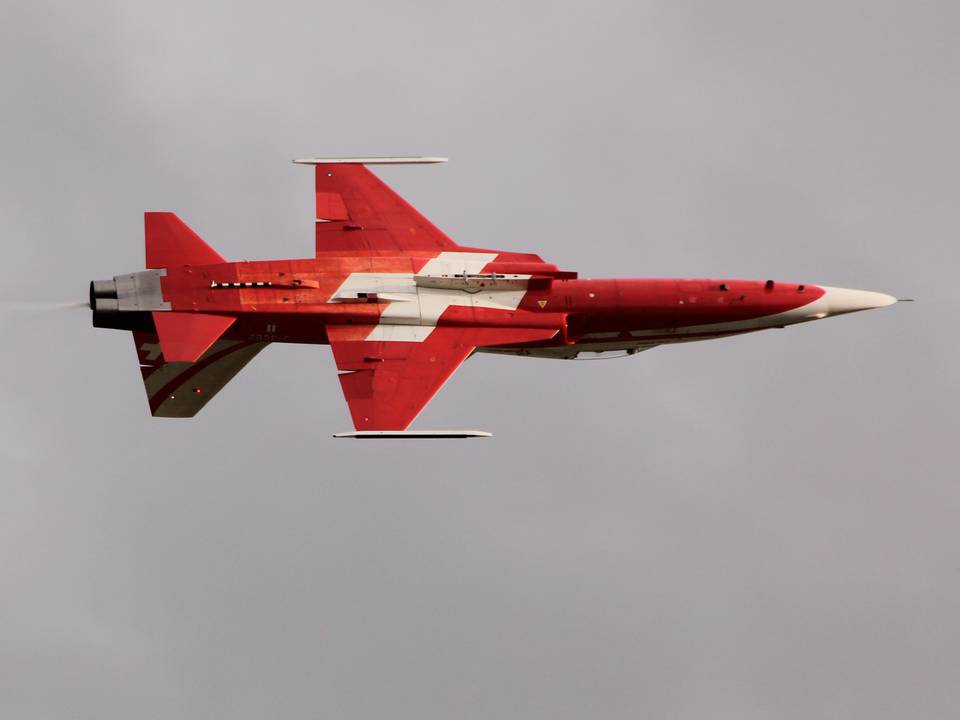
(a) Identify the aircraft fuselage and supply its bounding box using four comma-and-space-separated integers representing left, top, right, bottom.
95, 255, 895, 359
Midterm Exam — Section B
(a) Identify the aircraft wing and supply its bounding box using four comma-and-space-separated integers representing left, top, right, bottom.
133, 330, 267, 417
328, 325, 558, 430
296, 158, 459, 254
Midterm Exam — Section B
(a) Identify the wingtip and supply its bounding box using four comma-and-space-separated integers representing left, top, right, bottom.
332, 430, 492, 439
293, 156, 448, 165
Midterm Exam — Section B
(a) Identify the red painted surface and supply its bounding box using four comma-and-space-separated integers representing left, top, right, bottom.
152, 312, 235, 362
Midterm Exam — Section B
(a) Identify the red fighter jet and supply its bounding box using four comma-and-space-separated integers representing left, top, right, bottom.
90, 157, 898, 438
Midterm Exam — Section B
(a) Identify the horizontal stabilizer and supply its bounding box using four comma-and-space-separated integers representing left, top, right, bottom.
145, 212, 225, 269
152, 312, 236, 363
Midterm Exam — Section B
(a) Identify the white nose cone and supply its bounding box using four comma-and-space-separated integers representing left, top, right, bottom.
822, 286, 898, 315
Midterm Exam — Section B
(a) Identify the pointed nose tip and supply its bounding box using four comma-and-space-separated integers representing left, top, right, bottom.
822, 286, 898, 315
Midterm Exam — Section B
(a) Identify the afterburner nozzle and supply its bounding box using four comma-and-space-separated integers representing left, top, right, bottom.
89, 279, 117, 308
93, 297, 119, 313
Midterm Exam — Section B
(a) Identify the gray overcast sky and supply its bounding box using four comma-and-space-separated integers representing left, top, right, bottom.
1, 1, 958, 718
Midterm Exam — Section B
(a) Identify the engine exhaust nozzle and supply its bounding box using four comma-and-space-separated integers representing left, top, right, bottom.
89, 279, 117, 308
93, 297, 119, 313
